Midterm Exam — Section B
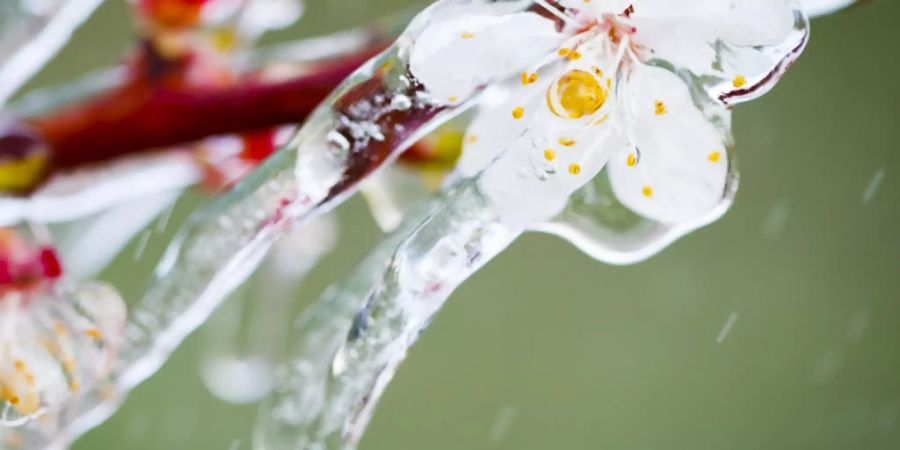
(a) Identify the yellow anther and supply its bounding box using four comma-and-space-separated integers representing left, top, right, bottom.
732, 75, 747, 88
448, 96, 458, 103
626, 154, 637, 167
461, 32, 475, 39
708, 151, 722, 163
642, 186, 654, 197
84, 328, 103, 340
558, 137, 577, 147
547, 70, 608, 119
521, 71, 538, 85
569, 164, 582, 175
512, 106, 525, 120
567, 50, 582, 61
592, 66, 603, 77
558, 48, 570, 57
544, 149, 556, 161
13, 360, 26, 371
466, 135, 478, 144
654, 100, 667, 116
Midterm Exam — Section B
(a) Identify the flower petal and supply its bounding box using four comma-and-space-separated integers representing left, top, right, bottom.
408, 6, 566, 103
798, 0, 857, 17
633, 0, 808, 105
608, 65, 731, 224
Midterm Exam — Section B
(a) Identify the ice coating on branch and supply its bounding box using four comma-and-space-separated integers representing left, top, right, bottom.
200, 215, 337, 404
255, 0, 809, 447
0, 0, 106, 106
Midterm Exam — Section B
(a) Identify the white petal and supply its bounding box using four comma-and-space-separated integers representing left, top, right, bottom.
408, 9, 565, 102
608, 65, 730, 224
633, 0, 807, 105
798, 0, 856, 16
560, 0, 723, 17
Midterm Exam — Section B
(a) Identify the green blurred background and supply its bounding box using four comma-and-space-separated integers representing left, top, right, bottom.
23, 1, 900, 449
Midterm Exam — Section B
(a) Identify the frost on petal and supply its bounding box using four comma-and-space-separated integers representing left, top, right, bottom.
408, 4, 565, 103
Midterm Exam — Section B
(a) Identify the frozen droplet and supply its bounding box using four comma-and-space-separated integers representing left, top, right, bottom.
200, 356, 273, 404
325, 130, 350, 152
390, 95, 412, 111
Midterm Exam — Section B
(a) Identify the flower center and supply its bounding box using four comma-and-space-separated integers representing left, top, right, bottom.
547, 69, 608, 119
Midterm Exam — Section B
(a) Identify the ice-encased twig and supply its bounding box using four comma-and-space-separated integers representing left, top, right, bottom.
255, 180, 521, 449
200, 215, 338, 405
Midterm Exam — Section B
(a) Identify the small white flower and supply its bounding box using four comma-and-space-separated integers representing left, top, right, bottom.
0, 228, 125, 426
408, 0, 807, 259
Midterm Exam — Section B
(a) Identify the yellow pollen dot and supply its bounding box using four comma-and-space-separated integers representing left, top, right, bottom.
642, 186, 654, 197
466, 135, 478, 144
461, 32, 475, 39
558, 48, 570, 57
9, 396, 19, 405
567, 50, 582, 60
544, 149, 556, 161
708, 151, 722, 163
521, 71, 538, 85
548, 69, 608, 119
558, 137, 577, 147
448, 96, 458, 103
84, 328, 103, 340
512, 106, 525, 119
733, 75, 747, 88
13, 360, 25, 371
569, 164, 582, 175
654, 100, 667, 116
70, 380, 80, 393
626, 154, 637, 167
592, 66, 603, 77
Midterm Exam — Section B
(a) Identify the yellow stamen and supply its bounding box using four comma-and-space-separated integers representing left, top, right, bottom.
732, 75, 747, 88
461, 32, 475, 39
543, 149, 556, 161
84, 328, 103, 340
626, 154, 637, 167
521, 71, 538, 85
642, 186, 654, 197
708, 151, 722, 163
569, 164, 582, 175
558, 137, 577, 147
654, 100, 667, 116
512, 106, 525, 120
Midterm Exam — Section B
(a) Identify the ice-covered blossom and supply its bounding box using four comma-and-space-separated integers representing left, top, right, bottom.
0, 227, 125, 427
409, 0, 808, 261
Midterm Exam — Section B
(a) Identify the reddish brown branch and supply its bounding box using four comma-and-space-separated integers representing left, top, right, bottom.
26, 45, 386, 173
